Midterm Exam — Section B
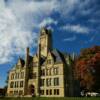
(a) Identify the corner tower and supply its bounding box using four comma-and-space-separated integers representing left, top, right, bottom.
38, 27, 52, 57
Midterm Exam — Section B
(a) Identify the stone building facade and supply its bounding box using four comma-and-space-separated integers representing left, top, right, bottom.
7, 28, 75, 97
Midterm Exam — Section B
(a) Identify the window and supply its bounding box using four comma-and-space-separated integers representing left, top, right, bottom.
40, 90, 44, 95
16, 81, 19, 88
33, 62, 38, 67
41, 69, 45, 76
46, 90, 48, 95
33, 72, 36, 79
20, 81, 24, 87
54, 67, 59, 75
11, 73, 14, 80
46, 78, 51, 86
50, 89, 52, 95
17, 73, 19, 79
46, 69, 51, 76
47, 59, 52, 64
15, 73, 18, 79
49, 68, 52, 75
10, 82, 14, 88
14, 81, 19, 88
57, 89, 59, 95
54, 89, 59, 95
21, 72, 24, 78
46, 69, 49, 76
14, 81, 17, 88
29, 73, 33, 79
19, 90, 23, 95
14, 91, 18, 95
54, 89, 56, 95
40, 79, 45, 86
54, 78, 59, 86
9, 91, 13, 95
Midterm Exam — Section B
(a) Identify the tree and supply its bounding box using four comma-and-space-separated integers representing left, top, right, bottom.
75, 46, 100, 92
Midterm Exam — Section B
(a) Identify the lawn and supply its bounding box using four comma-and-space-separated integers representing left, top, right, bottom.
0, 97, 100, 100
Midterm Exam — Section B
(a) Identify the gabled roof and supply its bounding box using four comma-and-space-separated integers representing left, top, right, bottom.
19, 58, 25, 66
16, 57, 25, 68
10, 57, 25, 71
51, 49, 65, 63
40, 49, 68, 65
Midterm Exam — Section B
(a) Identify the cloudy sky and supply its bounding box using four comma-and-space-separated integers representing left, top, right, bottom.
0, 0, 100, 87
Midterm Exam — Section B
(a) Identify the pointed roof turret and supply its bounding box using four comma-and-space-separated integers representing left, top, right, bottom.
40, 27, 52, 36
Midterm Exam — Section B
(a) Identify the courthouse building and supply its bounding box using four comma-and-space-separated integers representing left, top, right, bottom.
7, 28, 75, 97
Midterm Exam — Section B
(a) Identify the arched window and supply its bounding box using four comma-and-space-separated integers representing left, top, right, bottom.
11, 73, 14, 80
28, 84, 35, 95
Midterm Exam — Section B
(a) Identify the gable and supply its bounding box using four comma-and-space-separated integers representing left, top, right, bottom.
16, 58, 25, 69
46, 51, 54, 65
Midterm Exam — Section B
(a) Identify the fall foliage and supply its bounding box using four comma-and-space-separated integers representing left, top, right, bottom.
75, 46, 100, 92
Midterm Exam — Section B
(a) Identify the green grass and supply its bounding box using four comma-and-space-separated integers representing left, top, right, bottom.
0, 97, 100, 100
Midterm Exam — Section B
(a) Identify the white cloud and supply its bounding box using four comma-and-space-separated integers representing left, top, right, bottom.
0, 0, 37, 64
0, 0, 58, 64
56, 0, 80, 17
0, 0, 94, 64
62, 24, 89, 34
63, 35, 76, 42
39, 17, 58, 28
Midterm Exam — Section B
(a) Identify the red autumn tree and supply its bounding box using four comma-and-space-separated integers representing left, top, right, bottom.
75, 46, 100, 92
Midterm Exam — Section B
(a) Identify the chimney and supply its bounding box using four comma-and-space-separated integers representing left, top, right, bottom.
26, 47, 30, 66
38, 44, 41, 61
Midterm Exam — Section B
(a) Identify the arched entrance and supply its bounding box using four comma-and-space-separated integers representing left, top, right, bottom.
28, 84, 35, 96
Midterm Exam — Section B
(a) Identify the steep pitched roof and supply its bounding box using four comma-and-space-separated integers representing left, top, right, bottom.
19, 58, 25, 67
51, 49, 65, 63
10, 57, 25, 71
40, 56, 46, 65
40, 49, 68, 65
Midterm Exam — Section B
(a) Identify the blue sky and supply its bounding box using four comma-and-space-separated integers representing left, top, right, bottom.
0, 0, 100, 88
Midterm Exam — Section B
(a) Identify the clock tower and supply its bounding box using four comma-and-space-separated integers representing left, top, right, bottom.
38, 27, 52, 57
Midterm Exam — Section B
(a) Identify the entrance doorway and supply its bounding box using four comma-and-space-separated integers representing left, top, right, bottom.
28, 84, 35, 96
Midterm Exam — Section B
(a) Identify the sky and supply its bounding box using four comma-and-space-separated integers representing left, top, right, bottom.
0, 0, 100, 88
